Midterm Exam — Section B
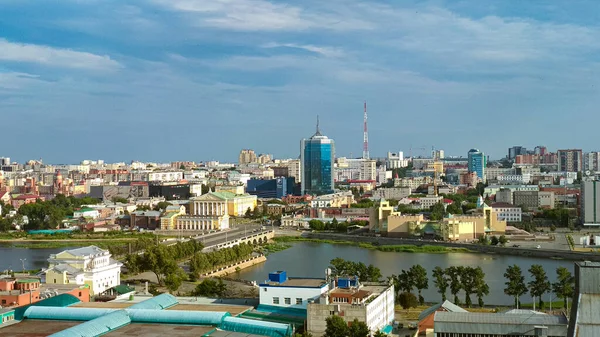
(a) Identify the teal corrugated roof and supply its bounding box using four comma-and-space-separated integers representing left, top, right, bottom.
48, 310, 130, 337
128, 309, 230, 325
128, 293, 178, 310
14, 294, 81, 320
221, 316, 293, 337
23, 307, 115, 321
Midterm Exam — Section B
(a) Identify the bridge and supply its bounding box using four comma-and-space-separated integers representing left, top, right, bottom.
201, 229, 275, 252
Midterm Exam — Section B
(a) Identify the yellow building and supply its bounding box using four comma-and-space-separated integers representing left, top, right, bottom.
44, 246, 122, 295
160, 212, 180, 230
178, 191, 257, 231
369, 199, 400, 232
382, 205, 506, 240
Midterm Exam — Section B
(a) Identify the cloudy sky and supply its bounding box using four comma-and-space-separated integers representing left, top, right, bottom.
2, 0, 599, 164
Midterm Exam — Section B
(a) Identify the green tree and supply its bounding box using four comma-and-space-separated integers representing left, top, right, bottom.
446, 202, 463, 215
432, 266, 449, 301
153, 201, 173, 212
397, 292, 418, 310
324, 315, 349, 337
429, 202, 446, 221
460, 267, 477, 307
329, 258, 381, 282
478, 235, 490, 245
498, 235, 508, 246
373, 330, 386, 337
136, 205, 151, 211
446, 266, 462, 305
390, 270, 413, 294
553, 267, 575, 310
112, 197, 129, 204
528, 264, 551, 310
490, 236, 499, 246
164, 269, 185, 293
141, 245, 178, 285
179, 164, 186, 170
474, 267, 490, 308
348, 319, 369, 337
409, 265, 428, 305
192, 278, 227, 297
504, 265, 528, 308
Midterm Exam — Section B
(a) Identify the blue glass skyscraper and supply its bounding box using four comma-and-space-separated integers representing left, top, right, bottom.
468, 148, 486, 181
301, 118, 335, 195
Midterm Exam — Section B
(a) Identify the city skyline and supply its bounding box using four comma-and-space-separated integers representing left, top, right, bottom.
2, 1, 600, 163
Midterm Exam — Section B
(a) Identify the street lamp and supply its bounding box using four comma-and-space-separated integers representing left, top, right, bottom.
19, 258, 26, 273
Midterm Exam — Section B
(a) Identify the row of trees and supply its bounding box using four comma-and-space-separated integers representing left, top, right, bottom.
192, 278, 227, 297
329, 258, 382, 282
189, 243, 254, 275
324, 316, 382, 337
504, 265, 574, 310
124, 240, 204, 291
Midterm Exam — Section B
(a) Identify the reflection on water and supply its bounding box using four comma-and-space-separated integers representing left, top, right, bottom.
237, 242, 573, 305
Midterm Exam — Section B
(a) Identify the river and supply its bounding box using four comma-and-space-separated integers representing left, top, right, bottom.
237, 242, 574, 306
0, 244, 81, 272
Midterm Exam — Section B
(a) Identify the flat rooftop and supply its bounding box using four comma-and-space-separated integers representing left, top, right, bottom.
0, 320, 215, 337
263, 278, 327, 288
71, 301, 252, 316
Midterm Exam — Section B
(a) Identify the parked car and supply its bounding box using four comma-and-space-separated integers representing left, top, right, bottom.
536, 245, 541, 249
512, 244, 520, 247
408, 322, 417, 330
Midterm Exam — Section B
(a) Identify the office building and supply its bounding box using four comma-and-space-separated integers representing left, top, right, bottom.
508, 146, 527, 160
490, 202, 522, 222
386, 151, 408, 169
44, 246, 122, 295
246, 177, 295, 199
468, 149, 486, 181
301, 119, 335, 195
558, 149, 583, 172
581, 179, 600, 226
514, 191, 555, 211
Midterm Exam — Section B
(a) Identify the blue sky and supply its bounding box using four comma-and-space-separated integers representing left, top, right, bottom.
1, 0, 600, 164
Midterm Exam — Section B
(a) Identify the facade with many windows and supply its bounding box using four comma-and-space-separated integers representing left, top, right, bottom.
490, 202, 522, 222
301, 122, 335, 196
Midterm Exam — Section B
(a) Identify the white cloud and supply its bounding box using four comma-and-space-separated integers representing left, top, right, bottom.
152, 0, 372, 31
262, 42, 344, 58
0, 39, 121, 70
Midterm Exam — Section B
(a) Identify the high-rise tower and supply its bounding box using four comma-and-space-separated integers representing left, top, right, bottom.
301, 116, 335, 195
363, 101, 369, 160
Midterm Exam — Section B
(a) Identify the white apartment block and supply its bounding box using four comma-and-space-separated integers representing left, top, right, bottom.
311, 191, 354, 208
490, 203, 522, 222
497, 174, 531, 184
584, 152, 600, 172
147, 171, 184, 182
259, 271, 329, 310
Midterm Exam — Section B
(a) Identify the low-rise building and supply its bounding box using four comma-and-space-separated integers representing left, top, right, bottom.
310, 192, 354, 208
417, 300, 467, 335
130, 210, 162, 230
73, 207, 101, 220
0, 278, 41, 308
259, 271, 329, 311
490, 202, 522, 222
307, 277, 395, 336
44, 246, 122, 295
11, 194, 44, 209
434, 310, 568, 337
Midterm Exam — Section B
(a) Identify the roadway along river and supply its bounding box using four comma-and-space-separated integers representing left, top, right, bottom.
236, 242, 575, 306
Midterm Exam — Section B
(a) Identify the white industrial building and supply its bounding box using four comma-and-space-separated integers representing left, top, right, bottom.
258, 271, 329, 311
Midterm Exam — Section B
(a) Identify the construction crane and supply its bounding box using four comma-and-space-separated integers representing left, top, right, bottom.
409, 145, 426, 159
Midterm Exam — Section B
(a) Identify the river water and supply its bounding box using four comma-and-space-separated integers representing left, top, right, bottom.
237, 242, 574, 306
0, 244, 81, 272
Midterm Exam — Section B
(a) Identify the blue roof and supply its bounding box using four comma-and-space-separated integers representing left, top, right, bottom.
48, 310, 130, 337
128, 293, 178, 310
220, 316, 293, 337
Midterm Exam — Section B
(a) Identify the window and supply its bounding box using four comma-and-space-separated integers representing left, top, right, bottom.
273, 297, 279, 304
329, 311, 335, 316
296, 298, 303, 305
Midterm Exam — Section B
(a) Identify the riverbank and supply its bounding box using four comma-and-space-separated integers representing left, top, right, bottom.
304, 232, 600, 262
202, 255, 267, 278
273, 236, 472, 254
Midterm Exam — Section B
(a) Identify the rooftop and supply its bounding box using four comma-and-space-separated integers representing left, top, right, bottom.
59, 246, 106, 257
261, 278, 327, 288
434, 311, 568, 325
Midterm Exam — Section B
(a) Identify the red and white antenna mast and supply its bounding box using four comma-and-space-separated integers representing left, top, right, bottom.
363, 101, 369, 159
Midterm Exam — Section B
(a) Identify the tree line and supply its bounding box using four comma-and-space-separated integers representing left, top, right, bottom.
309, 219, 367, 232
189, 243, 254, 275
328, 258, 575, 311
